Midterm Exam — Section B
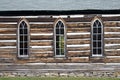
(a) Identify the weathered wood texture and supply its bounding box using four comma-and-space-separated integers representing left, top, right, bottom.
0, 16, 120, 63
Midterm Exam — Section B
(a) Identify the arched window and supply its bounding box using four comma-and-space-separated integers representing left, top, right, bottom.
54, 19, 66, 57
91, 19, 103, 56
18, 19, 30, 57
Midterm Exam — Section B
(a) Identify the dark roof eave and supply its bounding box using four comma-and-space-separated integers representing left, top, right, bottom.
0, 9, 120, 16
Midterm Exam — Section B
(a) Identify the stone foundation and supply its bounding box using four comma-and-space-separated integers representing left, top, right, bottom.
0, 71, 119, 77
0, 63, 120, 77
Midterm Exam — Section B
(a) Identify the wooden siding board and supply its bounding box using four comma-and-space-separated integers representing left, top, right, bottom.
30, 28, 53, 33
0, 35, 16, 40
31, 35, 53, 40
66, 23, 91, 28
67, 34, 90, 39
0, 28, 16, 34
67, 28, 90, 33
0, 24, 17, 28
30, 24, 53, 28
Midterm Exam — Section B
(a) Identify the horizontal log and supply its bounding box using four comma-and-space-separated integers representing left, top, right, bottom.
105, 45, 120, 49
70, 57, 89, 63
31, 48, 53, 53
0, 24, 17, 28
30, 24, 53, 28
105, 58, 120, 63
90, 57, 105, 63
105, 34, 120, 38
0, 28, 16, 34
0, 48, 16, 53
31, 53, 53, 58
66, 23, 91, 28
0, 53, 16, 58
67, 28, 90, 33
30, 41, 53, 46
105, 50, 120, 56
67, 47, 90, 51
105, 39, 120, 44
0, 42, 16, 46
67, 39, 90, 45
30, 28, 53, 33
67, 51, 90, 57
31, 35, 53, 40
104, 28, 120, 32
104, 22, 120, 27
102, 17, 120, 21
67, 34, 90, 39
0, 35, 16, 40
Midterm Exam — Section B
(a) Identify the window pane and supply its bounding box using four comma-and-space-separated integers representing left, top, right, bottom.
56, 29, 59, 34
56, 41, 59, 48
20, 36, 23, 41
24, 29, 27, 34
20, 49, 23, 55
61, 48, 64, 55
60, 28, 64, 34
56, 48, 60, 55
98, 49, 101, 54
98, 28, 101, 33
98, 34, 101, 40
24, 36, 28, 41
20, 29, 23, 34
56, 36, 59, 41
93, 42, 97, 47
20, 42, 23, 48
93, 28, 97, 33
93, 49, 97, 54
98, 42, 101, 47
93, 35, 97, 40
24, 49, 28, 55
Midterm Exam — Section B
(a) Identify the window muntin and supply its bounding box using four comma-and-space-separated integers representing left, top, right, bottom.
92, 19, 103, 56
55, 20, 66, 57
18, 20, 29, 57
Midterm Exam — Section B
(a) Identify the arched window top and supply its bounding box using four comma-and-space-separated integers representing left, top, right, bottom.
92, 18, 103, 28
18, 19, 29, 28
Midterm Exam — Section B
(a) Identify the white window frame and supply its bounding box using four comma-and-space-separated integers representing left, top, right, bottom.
54, 19, 67, 57
17, 19, 30, 58
91, 18, 104, 57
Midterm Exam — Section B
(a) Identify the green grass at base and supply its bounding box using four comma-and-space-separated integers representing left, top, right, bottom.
0, 77, 120, 80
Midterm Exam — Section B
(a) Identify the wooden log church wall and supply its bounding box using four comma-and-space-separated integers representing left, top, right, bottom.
0, 15, 120, 63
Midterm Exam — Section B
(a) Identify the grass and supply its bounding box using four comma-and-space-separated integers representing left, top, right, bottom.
0, 77, 120, 80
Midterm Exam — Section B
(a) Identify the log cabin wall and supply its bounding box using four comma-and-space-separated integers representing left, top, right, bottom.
0, 14, 120, 63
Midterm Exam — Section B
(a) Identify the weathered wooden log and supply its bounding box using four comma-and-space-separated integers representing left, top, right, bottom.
0, 48, 16, 53
90, 57, 105, 63
67, 28, 90, 32
105, 39, 120, 44
67, 39, 90, 45
30, 24, 53, 28
0, 42, 16, 46
102, 17, 120, 21
30, 41, 53, 46
31, 48, 53, 53
105, 50, 120, 56
105, 45, 120, 49
67, 34, 90, 39
30, 28, 53, 33
0, 53, 16, 58
31, 35, 53, 40
104, 28, 120, 32
0, 29, 16, 34
67, 47, 90, 51
31, 53, 53, 58
105, 58, 120, 63
0, 35, 16, 40
66, 23, 90, 28
104, 22, 120, 27
105, 34, 120, 38
70, 57, 89, 63
67, 51, 90, 57
0, 24, 17, 28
